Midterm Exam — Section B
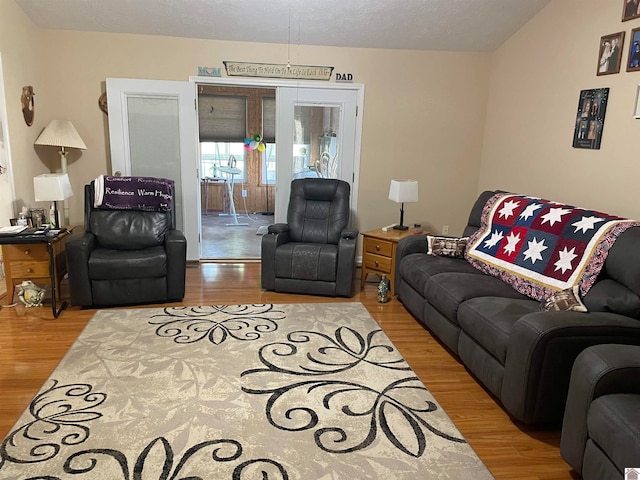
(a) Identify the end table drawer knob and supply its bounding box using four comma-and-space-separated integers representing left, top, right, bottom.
24, 249, 31, 255
27, 268, 33, 273
375, 260, 379, 267
375, 244, 380, 251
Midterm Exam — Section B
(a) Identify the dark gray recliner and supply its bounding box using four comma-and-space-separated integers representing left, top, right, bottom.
261, 178, 357, 297
66, 181, 186, 307
560, 344, 640, 479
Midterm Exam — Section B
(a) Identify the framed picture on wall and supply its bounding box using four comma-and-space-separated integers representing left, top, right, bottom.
627, 27, 640, 72
597, 31, 625, 76
622, 0, 640, 21
572, 88, 609, 150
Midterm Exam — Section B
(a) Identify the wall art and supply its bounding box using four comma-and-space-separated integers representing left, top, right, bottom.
597, 31, 625, 76
622, 0, 640, 22
627, 27, 640, 72
572, 88, 609, 150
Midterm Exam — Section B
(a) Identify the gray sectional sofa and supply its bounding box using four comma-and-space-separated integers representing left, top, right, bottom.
395, 190, 640, 425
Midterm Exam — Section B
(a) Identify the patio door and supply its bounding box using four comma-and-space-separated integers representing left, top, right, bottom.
106, 78, 199, 260
275, 87, 360, 224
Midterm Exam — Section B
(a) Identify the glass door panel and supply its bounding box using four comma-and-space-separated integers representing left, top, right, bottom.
275, 87, 358, 224
292, 105, 340, 180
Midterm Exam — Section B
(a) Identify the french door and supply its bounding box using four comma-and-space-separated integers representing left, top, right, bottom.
106, 77, 364, 260
106, 78, 200, 260
275, 87, 359, 224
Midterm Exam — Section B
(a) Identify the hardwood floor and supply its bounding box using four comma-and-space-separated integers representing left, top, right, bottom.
0, 263, 577, 479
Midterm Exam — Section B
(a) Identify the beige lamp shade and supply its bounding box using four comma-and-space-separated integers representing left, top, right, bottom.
388, 179, 418, 230
34, 120, 87, 150
34, 173, 73, 201
388, 179, 419, 203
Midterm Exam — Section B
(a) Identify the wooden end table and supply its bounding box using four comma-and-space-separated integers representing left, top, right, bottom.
360, 228, 416, 294
0, 228, 72, 317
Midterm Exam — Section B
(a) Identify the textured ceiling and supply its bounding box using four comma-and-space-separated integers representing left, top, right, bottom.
15, 0, 551, 52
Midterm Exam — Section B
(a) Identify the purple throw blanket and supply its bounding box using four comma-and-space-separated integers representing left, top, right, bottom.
94, 175, 174, 212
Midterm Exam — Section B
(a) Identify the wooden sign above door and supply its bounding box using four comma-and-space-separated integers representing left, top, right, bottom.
223, 61, 333, 81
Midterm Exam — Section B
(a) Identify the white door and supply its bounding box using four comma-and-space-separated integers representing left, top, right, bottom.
275, 87, 359, 224
106, 78, 199, 260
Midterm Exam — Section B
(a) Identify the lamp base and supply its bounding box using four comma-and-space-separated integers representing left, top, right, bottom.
393, 224, 409, 230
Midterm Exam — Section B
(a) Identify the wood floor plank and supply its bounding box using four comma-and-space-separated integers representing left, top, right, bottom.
0, 263, 576, 479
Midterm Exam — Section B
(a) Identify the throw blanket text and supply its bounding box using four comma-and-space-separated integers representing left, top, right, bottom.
466, 193, 640, 300
94, 175, 173, 211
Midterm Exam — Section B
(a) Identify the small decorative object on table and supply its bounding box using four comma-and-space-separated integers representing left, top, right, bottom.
377, 274, 390, 303
17, 280, 46, 307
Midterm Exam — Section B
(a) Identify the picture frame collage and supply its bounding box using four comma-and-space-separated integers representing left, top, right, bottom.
574, 1, 640, 149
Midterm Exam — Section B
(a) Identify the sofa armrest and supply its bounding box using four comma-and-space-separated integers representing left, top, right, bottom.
66, 231, 96, 307
261, 228, 290, 291
395, 234, 428, 292
336, 234, 358, 297
560, 344, 640, 474
268, 223, 289, 234
501, 310, 640, 425
341, 229, 358, 240
165, 229, 187, 300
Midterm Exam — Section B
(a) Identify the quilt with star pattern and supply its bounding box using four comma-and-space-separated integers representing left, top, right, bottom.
465, 193, 640, 301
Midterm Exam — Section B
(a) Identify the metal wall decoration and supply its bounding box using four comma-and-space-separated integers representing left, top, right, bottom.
21, 85, 34, 126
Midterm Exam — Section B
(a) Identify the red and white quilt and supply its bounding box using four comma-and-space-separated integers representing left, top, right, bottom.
465, 193, 640, 301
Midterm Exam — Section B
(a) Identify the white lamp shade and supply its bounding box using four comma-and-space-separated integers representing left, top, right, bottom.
388, 179, 419, 203
34, 173, 73, 201
34, 120, 87, 150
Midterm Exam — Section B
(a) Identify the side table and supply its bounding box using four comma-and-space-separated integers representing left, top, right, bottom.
360, 228, 416, 294
0, 228, 72, 317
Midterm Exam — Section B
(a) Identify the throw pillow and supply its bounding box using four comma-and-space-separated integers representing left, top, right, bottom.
427, 235, 469, 258
540, 285, 588, 312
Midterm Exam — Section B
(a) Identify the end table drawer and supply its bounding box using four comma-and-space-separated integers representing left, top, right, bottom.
3, 244, 49, 261
363, 254, 392, 274
10, 261, 50, 277
364, 237, 393, 257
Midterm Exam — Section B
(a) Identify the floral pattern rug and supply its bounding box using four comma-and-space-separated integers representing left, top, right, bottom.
0, 303, 493, 479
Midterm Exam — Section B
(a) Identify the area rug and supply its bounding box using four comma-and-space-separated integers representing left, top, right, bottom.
0, 303, 494, 479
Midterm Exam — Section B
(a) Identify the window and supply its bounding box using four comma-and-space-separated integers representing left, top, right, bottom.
261, 143, 276, 185
201, 142, 246, 182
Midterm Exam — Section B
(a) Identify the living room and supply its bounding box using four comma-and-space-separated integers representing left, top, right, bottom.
1, 1, 639, 478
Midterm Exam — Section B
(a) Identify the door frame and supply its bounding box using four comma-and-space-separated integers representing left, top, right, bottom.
189, 76, 364, 229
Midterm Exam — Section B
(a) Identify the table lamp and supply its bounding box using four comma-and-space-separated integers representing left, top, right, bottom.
388, 179, 419, 230
34, 120, 87, 174
33, 173, 73, 229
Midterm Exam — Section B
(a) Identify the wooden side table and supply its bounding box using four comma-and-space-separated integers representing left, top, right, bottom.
0, 228, 72, 317
360, 228, 415, 294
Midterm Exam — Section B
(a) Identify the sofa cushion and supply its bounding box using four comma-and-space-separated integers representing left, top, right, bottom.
458, 297, 540, 364
604, 226, 640, 296
88, 246, 167, 280
587, 393, 640, 472
584, 279, 640, 319
399, 253, 482, 298
274, 243, 337, 282
424, 272, 530, 323
90, 210, 170, 250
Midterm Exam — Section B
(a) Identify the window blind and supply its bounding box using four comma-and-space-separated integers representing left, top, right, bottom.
262, 97, 276, 143
198, 95, 247, 142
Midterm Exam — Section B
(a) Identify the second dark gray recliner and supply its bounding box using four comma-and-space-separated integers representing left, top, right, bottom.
261, 178, 358, 297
